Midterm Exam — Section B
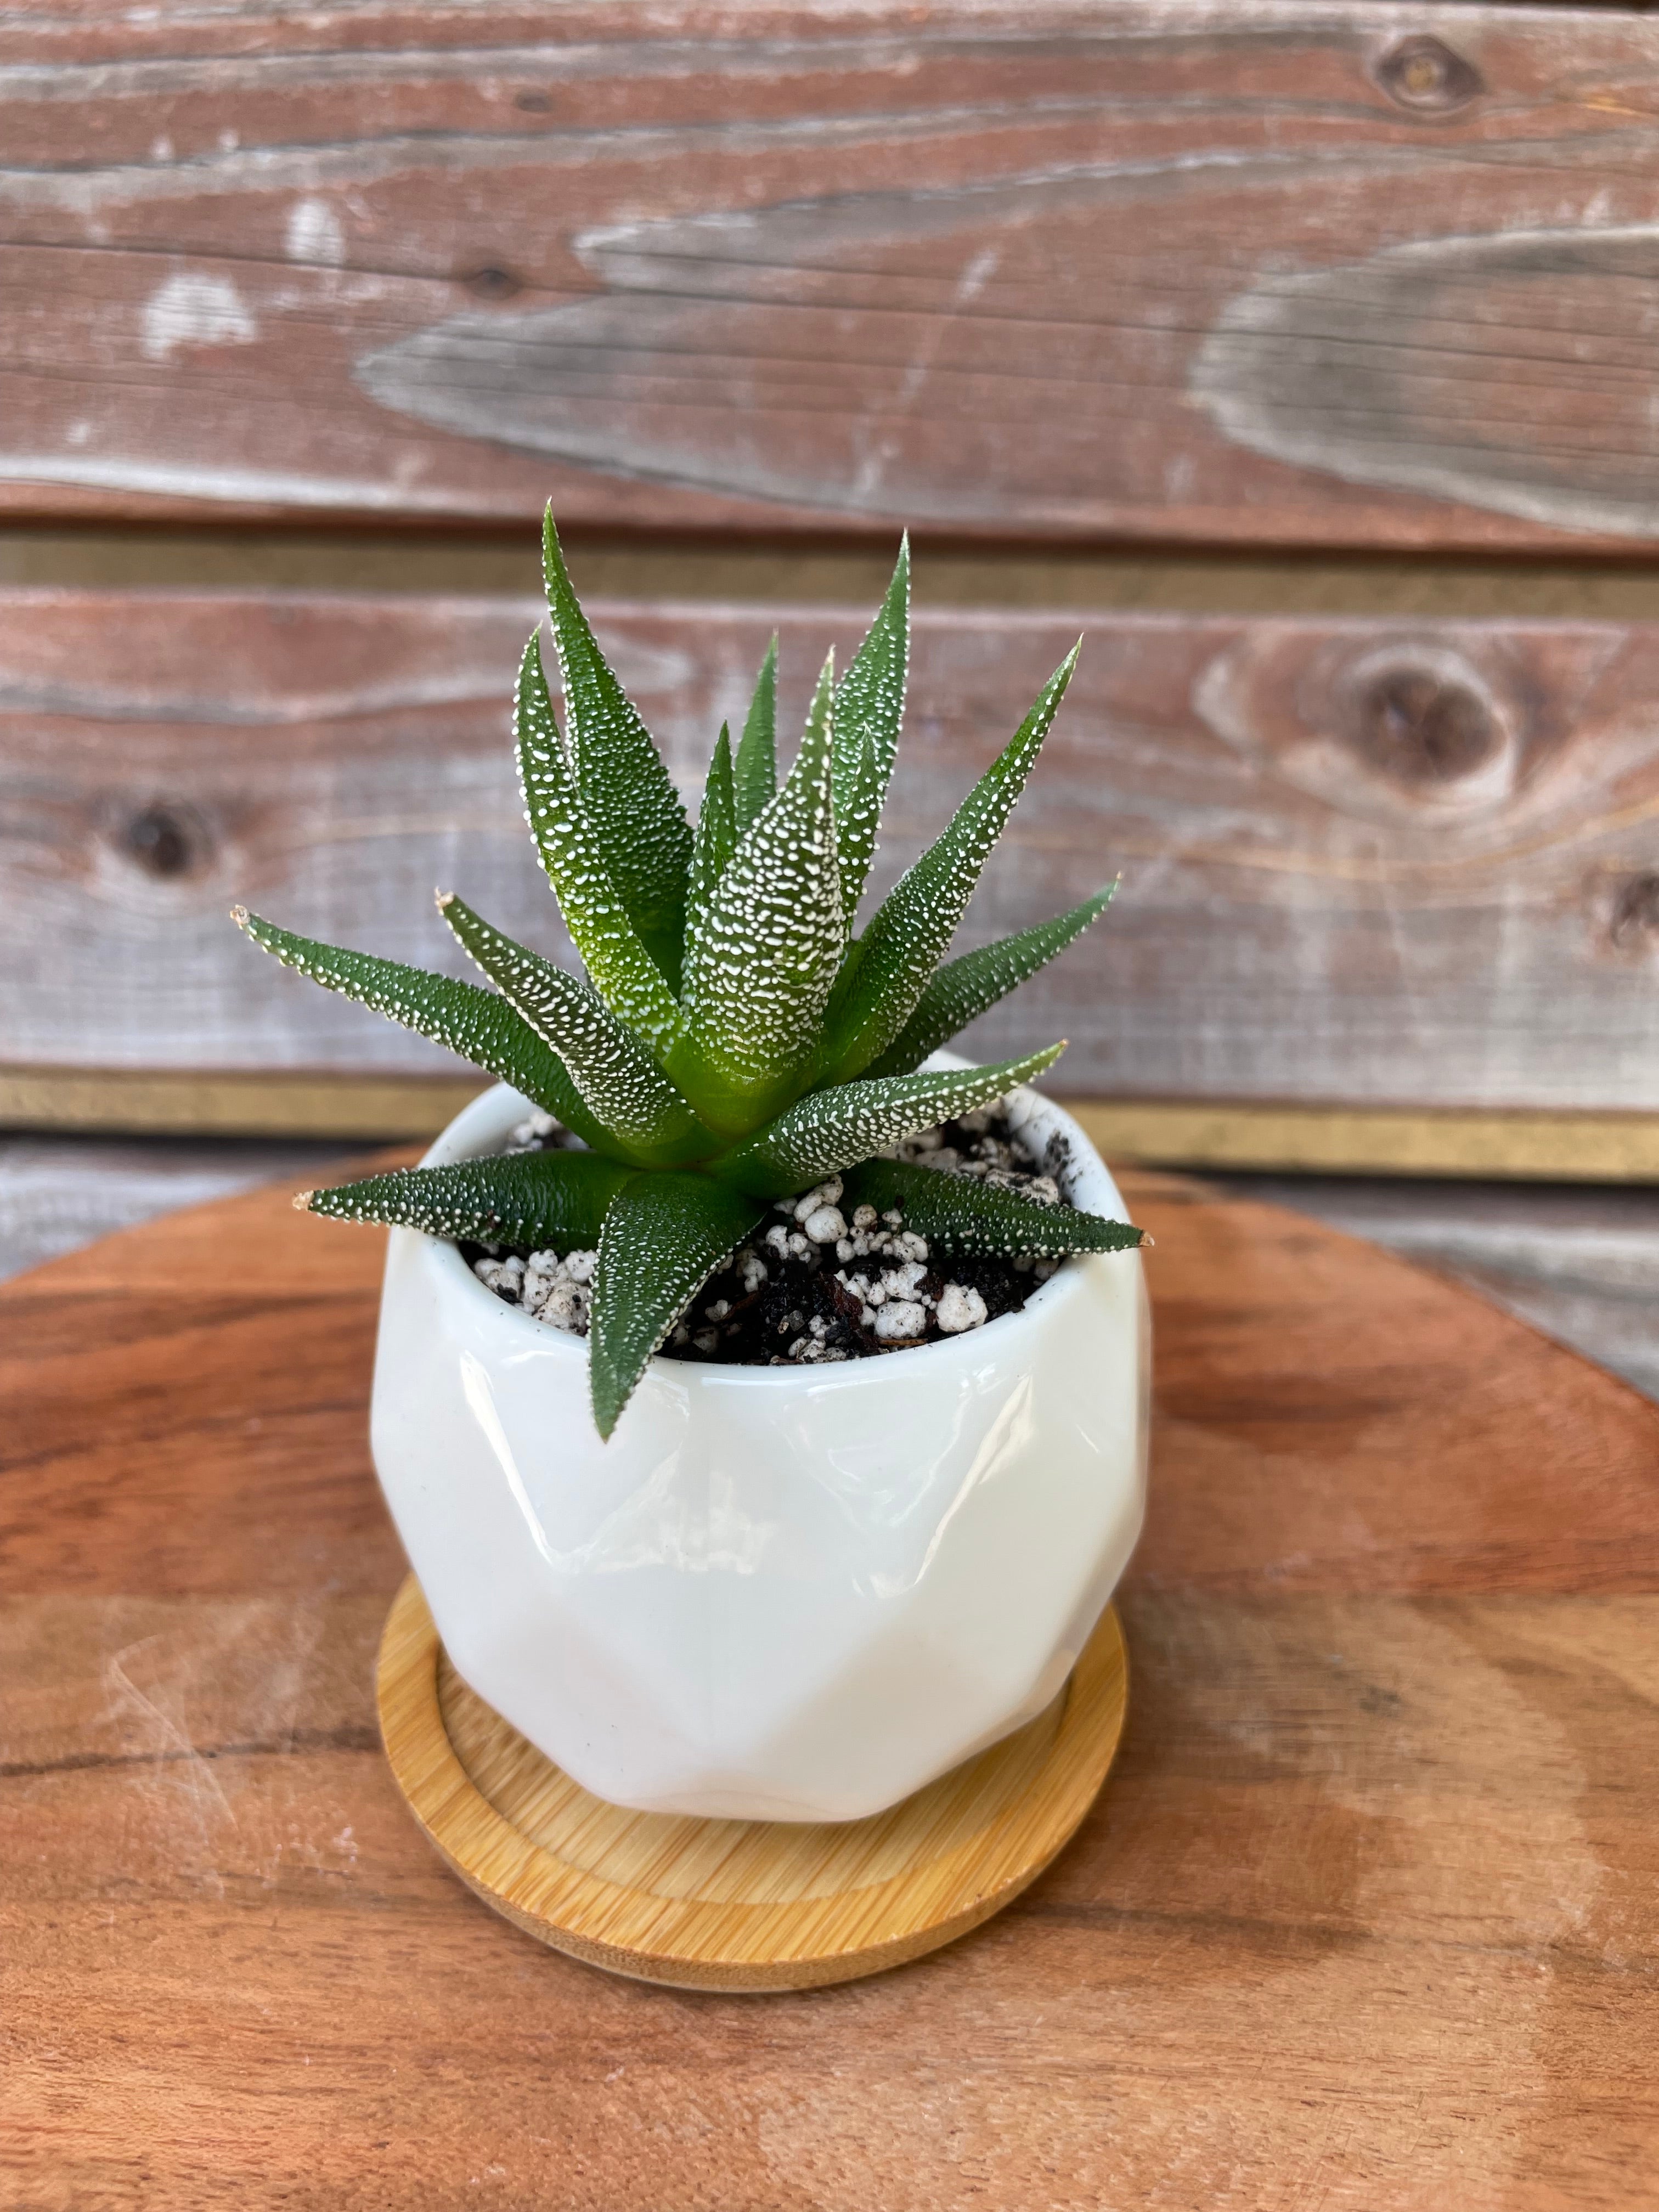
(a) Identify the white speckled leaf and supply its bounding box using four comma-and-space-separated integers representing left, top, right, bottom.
676, 652, 845, 1138
304, 1149, 637, 1250
542, 511, 693, 985
715, 1044, 1065, 1197
731, 635, 777, 835
440, 894, 711, 1165
825, 644, 1079, 1082
832, 540, 908, 927
233, 907, 610, 1149
843, 1158, 1144, 1257
865, 884, 1116, 1078
589, 1173, 769, 1437
686, 723, 739, 930
514, 631, 682, 1053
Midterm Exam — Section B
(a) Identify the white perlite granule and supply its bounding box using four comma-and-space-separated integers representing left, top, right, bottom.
503, 1109, 558, 1155
935, 1282, 989, 1334
476, 1245, 597, 1334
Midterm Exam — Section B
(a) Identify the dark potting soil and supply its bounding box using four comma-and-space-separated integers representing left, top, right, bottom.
461, 1105, 1079, 1367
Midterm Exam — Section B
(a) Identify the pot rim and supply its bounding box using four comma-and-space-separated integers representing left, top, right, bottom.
414, 1067, 1132, 1392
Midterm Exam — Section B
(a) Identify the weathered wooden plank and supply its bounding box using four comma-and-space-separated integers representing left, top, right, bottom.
5, 586, 1659, 1114
4, 3, 1659, 549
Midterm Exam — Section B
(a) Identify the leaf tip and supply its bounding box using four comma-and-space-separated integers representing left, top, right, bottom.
230, 903, 250, 929
292, 1189, 315, 1212
435, 889, 454, 911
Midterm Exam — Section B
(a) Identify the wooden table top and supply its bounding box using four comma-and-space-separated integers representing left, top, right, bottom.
4, 1164, 1657, 2210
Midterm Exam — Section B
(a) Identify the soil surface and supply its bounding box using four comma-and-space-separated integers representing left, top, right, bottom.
462, 1105, 1078, 1366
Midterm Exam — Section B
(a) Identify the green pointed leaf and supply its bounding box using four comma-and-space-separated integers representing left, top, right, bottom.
842, 1157, 1144, 1258
731, 635, 777, 834
687, 723, 738, 924
302, 1149, 636, 1251
233, 907, 606, 1143
824, 642, 1080, 1082
714, 1044, 1065, 1198
832, 538, 909, 926
439, 894, 712, 1165
514, 631, 682, 1052
675, 652, 844, 1138
542, 510, 693, 984
865, 884, 1116, 1079
589, 1174, 769, 1437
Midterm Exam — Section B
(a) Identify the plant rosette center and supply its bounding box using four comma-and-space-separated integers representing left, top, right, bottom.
464, 1098, 1075, 1369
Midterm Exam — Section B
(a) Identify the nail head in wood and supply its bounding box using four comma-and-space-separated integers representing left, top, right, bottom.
1375, 36, 1484, 115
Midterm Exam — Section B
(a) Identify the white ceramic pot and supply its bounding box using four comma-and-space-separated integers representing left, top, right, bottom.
370, 1072, 1149, 1822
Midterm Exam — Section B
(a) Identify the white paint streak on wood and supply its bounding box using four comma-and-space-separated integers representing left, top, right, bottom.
0, 455, 498, 512
140, 272, 256, 363
285, 196, 345, 268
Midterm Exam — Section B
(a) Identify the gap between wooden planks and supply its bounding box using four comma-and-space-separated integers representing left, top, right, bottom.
11, 529, 1659, 622
4, 1065, 1657, 1181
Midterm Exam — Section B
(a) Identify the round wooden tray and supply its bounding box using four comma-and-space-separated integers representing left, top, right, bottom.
376, 1573, 1128, 1991
12, 1161, 1659, 2203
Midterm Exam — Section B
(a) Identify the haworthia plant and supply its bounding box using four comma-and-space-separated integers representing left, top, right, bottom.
238, 511, 1137, 1436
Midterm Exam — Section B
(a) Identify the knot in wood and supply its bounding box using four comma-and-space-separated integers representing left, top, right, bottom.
467, 266, 521, 300
121, 803, 210, 880
1375, 36, 1483, 114
1609, 873, 1659, 952
1352, 666, 1498, 788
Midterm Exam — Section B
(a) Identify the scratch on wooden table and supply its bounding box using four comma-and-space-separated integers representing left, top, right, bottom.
104, 1629, 239, 1894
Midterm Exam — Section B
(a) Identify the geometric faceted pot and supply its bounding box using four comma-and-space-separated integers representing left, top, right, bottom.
371, 1073, 1149, 1825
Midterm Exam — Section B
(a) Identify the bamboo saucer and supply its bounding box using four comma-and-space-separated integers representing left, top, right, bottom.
376, 1574, 1128, 1992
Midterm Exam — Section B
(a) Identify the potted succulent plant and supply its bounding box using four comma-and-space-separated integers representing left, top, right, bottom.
236, 518, 1148, 1823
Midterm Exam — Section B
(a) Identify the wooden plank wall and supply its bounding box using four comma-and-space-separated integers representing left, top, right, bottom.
2, 3, 1657, 550
4, 588, 1658, 1158
3, 0, 1656, 1172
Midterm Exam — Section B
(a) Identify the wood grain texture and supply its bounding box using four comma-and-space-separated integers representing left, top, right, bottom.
5, 3, 1659, 550
3, 1167, 1659, 2204
7, 588, 1659, 1114
377, 1578, 1128, 1992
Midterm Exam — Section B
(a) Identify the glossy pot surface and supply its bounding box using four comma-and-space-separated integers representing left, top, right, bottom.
371, 1075, 1149, 1820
